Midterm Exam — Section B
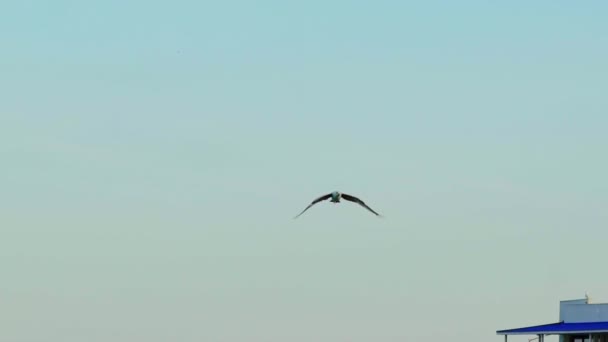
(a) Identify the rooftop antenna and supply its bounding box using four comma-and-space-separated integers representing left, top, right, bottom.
585, 291, 590, 303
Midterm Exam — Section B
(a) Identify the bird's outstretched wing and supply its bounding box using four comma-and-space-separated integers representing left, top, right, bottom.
294, 193, 332, 219
341, 193, 381, 216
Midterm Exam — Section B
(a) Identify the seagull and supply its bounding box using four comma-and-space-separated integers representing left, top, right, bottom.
294, 191, 382, 218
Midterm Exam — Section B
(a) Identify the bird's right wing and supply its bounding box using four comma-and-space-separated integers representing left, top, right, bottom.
341, 193, 381, 216
293, 193, 332, 219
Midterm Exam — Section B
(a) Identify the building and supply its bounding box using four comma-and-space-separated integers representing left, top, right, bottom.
497, 295, 608, 342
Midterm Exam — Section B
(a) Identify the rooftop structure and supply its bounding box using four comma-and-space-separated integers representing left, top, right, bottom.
497, 295, 608, 342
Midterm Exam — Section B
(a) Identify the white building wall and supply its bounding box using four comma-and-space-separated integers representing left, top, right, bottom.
558, 298, 606, 342
560, 299, 588, 322
561, 303, 608, 323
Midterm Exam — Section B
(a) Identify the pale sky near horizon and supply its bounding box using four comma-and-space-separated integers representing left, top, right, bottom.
2, 1, 607, 341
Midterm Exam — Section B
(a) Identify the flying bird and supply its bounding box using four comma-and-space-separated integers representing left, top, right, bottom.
294, 191, 381, 218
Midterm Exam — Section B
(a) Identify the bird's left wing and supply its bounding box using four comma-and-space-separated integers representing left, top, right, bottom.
341, 193, 381, 216
293, 193, 332, 219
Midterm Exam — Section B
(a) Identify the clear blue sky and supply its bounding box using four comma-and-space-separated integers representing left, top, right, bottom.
2, 1, 607, 341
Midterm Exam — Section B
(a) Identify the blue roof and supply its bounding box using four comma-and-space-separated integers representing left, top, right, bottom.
497, 321, 608, 335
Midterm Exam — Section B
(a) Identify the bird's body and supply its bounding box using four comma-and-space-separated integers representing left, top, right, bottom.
294, 191, 381, 218
330, 191, 341, 203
